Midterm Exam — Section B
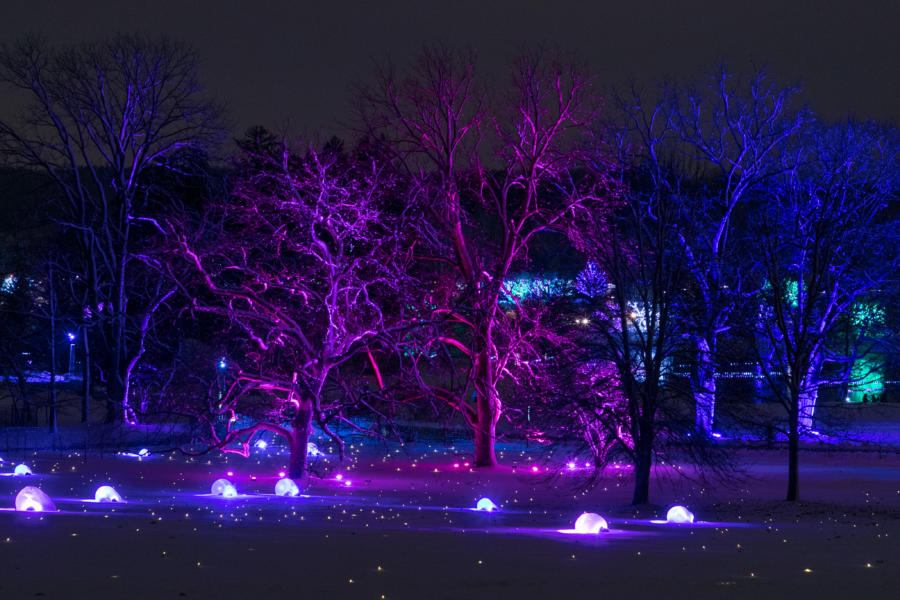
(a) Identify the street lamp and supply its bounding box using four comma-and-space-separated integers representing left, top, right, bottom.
66, 332, 76, 379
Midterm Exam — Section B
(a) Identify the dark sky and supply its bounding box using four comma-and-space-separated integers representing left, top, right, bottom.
3, 0, 898, 137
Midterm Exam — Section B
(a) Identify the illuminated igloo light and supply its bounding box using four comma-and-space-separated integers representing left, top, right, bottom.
666, 505, 694, 524
13, 464, 32, 476
475, 498, 498, 512
15, 486, 56, 512
94, 485, 123, 502
574, 512, 609, 534
307, 442, 321, 457
275, 477, 300, 497
211, 478, 237, 497
137, 448, 150, 457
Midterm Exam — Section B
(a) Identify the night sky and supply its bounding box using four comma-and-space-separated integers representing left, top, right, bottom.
2, 0, 898, 137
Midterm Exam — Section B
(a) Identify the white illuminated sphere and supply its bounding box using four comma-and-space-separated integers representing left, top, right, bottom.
475, 498, 498, 512
574, 512, 609, 533
94, 485, 123, 502
13, 464, 32, 476
211, 478, 237, 497
15, 486, 56, 512
275, 477, 300, 497
666, 505, 695, 524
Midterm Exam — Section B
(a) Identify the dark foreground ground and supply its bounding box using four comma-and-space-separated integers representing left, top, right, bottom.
0, 444, 897, 599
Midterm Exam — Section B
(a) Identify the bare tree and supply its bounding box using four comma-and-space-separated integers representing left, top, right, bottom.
669, 67, 807, 434
0, 34, 223, 422
168, 139, 412, 479
359, 47, 605, 466
567, 86, 703, 504
750, 120, 898, 501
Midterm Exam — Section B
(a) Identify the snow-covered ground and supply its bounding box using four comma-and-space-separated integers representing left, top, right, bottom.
0, 443, 897, 599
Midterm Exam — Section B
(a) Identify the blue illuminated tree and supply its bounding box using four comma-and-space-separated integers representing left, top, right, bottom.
668, 67, 807, 434
750, 120, 898, 501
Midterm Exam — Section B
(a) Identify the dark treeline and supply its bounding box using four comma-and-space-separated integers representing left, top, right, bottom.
0, 37, 897, 503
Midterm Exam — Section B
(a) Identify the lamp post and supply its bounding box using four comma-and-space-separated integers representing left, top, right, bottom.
66, 332, 76, 379
217, 357, 227, 401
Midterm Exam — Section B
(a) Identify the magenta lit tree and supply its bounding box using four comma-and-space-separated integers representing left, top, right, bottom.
169, 139, 411, 479
359, 48, 606, 466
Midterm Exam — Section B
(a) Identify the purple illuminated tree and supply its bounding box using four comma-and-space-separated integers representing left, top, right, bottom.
359, 47, 604, 466
169, 138, 412, 479
0, 35, 223, 422
750, 120, 898, 501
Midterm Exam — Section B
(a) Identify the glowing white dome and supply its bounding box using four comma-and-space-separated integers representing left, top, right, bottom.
94, 485, 123, 502
574, 512, 609, 533
15, 486, 56, 512
211, 478, 237, 497
666, 505, 695, 524
475, 498, 498, 512
137, 448, 150, 457
13, 464, 32, 476
307, 442, 321, 457
275, 477, 300, 497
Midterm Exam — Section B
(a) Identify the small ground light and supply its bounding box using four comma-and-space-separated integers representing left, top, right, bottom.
475, 498, 498, 512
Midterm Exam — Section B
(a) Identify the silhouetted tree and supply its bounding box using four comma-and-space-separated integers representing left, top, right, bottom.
0, 34, 223, 422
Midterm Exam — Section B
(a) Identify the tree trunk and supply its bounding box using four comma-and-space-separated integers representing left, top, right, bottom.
474, 393, 498, 467
632, 435, 653, 505
693, 336, 716, 433
81, 327, 91, 423
48, 261, 58, 434
288, 402, 314, 480
473, 348, 499, 467
798, 355, 822, 431
105, 373, 122, 424
786, 396, 800, 501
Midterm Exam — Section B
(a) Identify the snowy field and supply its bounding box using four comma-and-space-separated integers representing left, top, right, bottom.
0, 443, 897, 599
